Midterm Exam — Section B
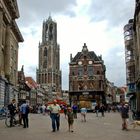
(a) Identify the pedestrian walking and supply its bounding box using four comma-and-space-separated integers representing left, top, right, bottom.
120, 101, 129, 130
66, 106, 74, 132
63, 105, 67, 118
80, 107, 87, 122
41, 104, 46, 115
72, 104, 78, 119
100, 104, 105, 117
20, 100, 30, 128
95, 104, 100, 117
7, 99, 17, 127
48, 99, 61, 132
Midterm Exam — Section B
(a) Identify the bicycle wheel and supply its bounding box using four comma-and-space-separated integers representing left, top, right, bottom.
5, 116, 17, 127
5, 116, 11, 127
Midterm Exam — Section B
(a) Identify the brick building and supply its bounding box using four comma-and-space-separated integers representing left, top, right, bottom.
69, 43, 106, 110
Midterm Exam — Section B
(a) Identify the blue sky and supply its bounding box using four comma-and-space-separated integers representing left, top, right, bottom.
17, 0, 135, 90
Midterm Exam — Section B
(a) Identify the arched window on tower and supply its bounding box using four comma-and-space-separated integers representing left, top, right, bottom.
45, 24, 48, 41
49, 24, 53, 40
44, 48, 47, 56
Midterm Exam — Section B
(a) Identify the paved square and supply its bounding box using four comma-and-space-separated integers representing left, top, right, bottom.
0, 112, 140, 140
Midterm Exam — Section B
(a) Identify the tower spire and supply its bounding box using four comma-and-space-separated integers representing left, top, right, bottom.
48, 12, 52, 21
37, 16, 61, 101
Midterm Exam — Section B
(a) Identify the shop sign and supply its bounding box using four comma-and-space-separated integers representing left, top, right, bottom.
82, 92, 89, 95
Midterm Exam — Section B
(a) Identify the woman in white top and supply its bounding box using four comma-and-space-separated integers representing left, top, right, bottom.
80, 107, 87, 122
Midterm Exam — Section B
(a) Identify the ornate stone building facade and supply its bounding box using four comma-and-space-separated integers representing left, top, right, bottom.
133, 0, 140, 118
0, 0, 23, 107
36, 16, 61, 101
124, 19, 136, 109
69, 43, 106, 109
124, 0, 140, 118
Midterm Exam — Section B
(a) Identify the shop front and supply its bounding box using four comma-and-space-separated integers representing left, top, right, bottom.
69, 91, 105, 111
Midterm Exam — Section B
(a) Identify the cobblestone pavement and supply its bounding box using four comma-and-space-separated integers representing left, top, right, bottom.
0, 112, 140, 140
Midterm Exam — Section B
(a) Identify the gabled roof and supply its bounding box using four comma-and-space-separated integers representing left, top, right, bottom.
25, 77, 38, 89
71, 51, 100, 63
18, 66, 25, 82
71, 52, 81, 62
70, 43, 101, 63
89, 51, 101, 61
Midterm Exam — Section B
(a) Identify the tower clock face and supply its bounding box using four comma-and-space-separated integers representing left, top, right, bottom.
88, 61, 93, 64
78, 61, 82, 65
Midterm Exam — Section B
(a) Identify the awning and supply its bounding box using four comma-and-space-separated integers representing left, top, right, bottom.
126, 92, 136, 97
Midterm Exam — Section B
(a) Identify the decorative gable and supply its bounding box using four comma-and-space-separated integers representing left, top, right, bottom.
70, 44, 100, 64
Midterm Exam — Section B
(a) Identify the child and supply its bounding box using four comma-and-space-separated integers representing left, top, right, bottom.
66, 106, 74, 132
63, 105, 67, 118
80, 107, 87, 122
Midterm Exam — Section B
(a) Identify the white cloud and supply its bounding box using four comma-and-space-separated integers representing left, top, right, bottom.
17, 0, 135, 90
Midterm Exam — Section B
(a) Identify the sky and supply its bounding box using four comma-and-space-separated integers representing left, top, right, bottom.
17, 0, 135, 90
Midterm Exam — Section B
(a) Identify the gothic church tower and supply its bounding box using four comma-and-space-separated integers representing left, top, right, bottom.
36, 16, 61, 100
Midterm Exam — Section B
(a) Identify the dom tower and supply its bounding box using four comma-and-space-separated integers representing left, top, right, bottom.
36, 16, 62, 101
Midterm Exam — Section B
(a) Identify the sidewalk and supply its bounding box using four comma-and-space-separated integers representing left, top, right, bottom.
0, 112, 140, 140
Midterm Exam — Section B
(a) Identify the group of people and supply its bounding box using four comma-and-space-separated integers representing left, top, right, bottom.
47, 99, 75, 132
48, 100, 131, 132
94, 103, 106, 117
47, 100, 88, 132
8, 99, 30, 128
95, 102, 130, 130
7, 98, 130, 131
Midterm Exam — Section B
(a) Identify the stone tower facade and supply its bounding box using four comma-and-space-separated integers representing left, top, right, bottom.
36, 16, 61, 101
0, 0, 23, 107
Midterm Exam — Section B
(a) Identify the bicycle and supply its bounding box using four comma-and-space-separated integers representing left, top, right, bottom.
5, 112, 20, 127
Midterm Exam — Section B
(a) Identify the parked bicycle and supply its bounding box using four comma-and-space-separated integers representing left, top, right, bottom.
5, 112, 19, 127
